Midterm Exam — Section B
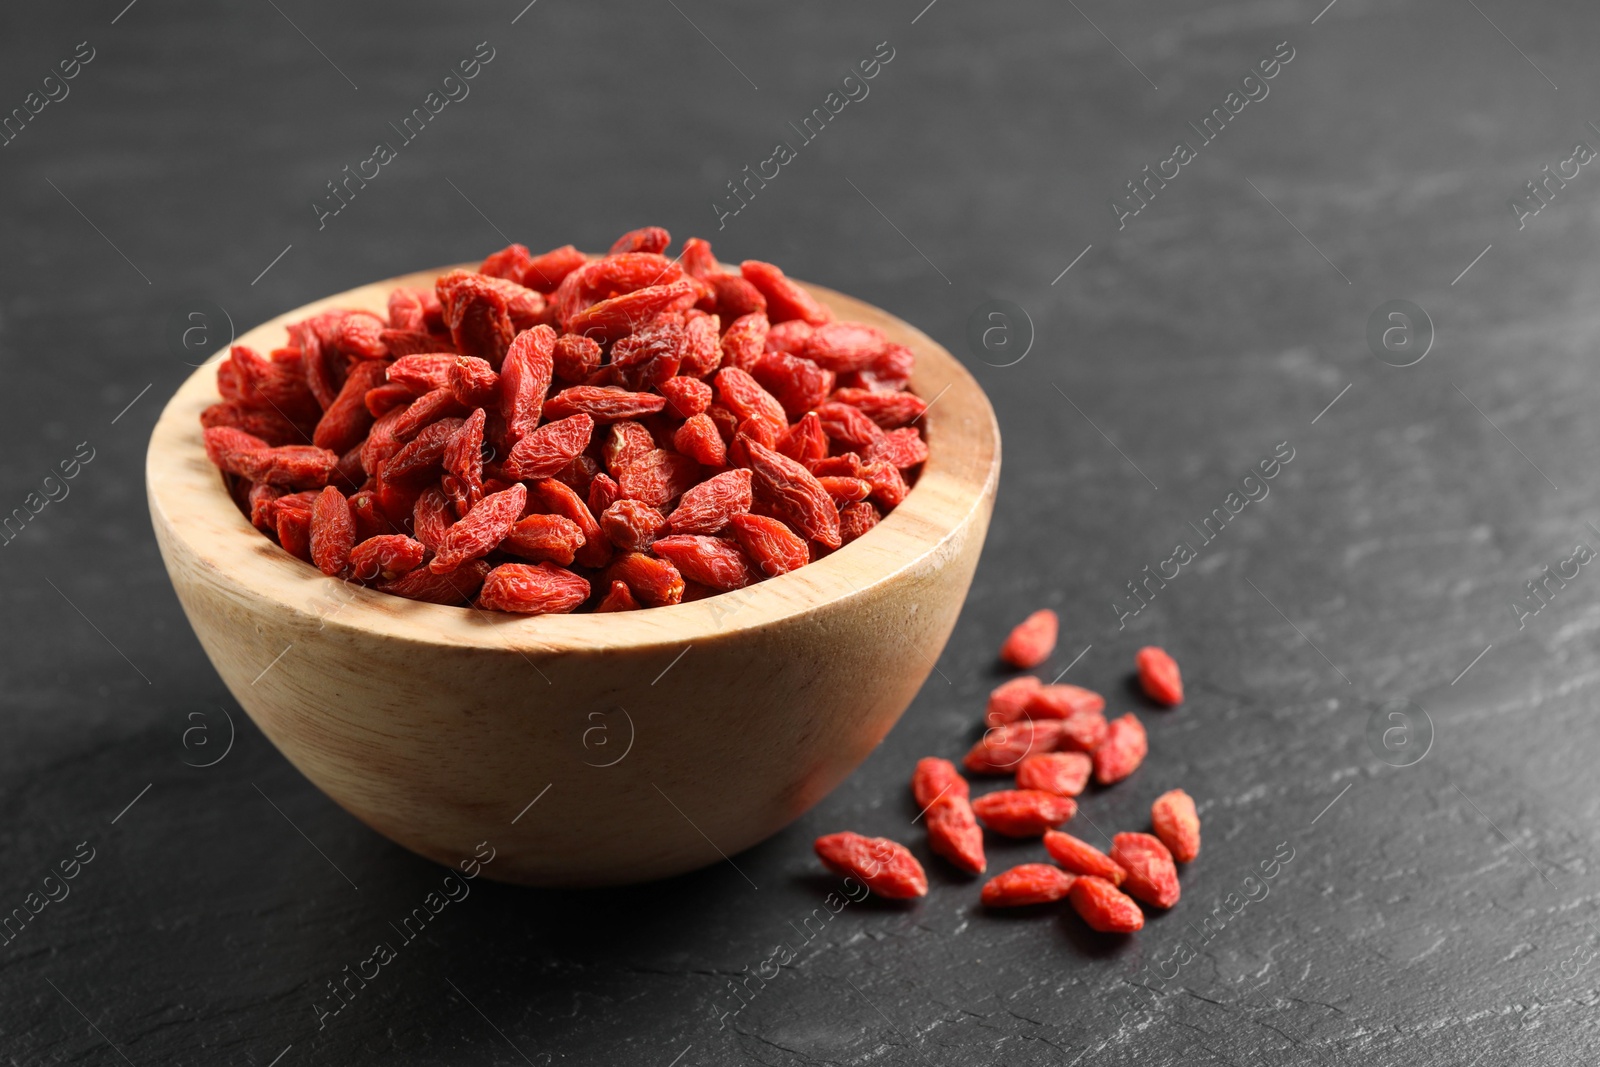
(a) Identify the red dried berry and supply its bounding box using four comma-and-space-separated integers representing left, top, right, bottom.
601, 499, 668, 553
378, 558, 490, 605
604, 552, 684, 607
1151, 788, 1201, 863
521, 244, 588, 293
666, 469, 752, 535
313, 360, 387, 454
595, 579, 641, 612
813, 832, 926, 899
1000, 609, 1058, 668
448, 355, 499, 408
926, 796, 986, 874
503, 414, 594, 481
310, 486, 355, 577
910, 757, 969, 809
550, 333, 602, 382
650, 535, 756, 591
728, 514, 808, 577
971, 789, 1077, 837
981, 864, 1075, 907
1043, 831, 1127, 885
673, 413, 728, 466
720, 311, 769, 373
1069, 876, 1144, 933
502, 513, 586, 566
1056, 710, 1110, 753
744, 439, 840, 550
477, 562, 590, 615
1023, 684, 1105, 720
837, 501, 880, 544
533, 478, 611, 569
1137, 646, 1184, 706
428, 483, 527, 574
1110, 832, 1180, 908
658, 375, 713, 418
962, 719, 1065, 775
608, 225, 671, 255
1016, 752, 1092, 797
741, 260, 832, 325
348, 534, 427, 582
542, 386, 667, 423
984, 676, 1043, 728
1092, 714, 1147, 785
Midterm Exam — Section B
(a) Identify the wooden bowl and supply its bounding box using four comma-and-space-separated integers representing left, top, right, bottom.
146, 265, 1000, 887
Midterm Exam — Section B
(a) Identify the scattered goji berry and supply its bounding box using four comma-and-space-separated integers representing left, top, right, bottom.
981, 864, 1075, 907
1000, 609, 1058, 668
1092, 714, 1147, 785
926, 795, 986, 874
911, 757, 969, 809
1069, 876, 1144, 933
971, 789, 1077, 837
1136, 646, 1184, 706
1043, 831, 1127, 885
1110, 832, 1180, 908
963, 719, 1066, 775
813, 832, 927, 899
1151, 788, 1200, 863
984, 676, 1044, 728
1016, 752, 1092, 797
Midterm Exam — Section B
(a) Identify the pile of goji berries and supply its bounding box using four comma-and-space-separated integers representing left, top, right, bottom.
199, 227, 928, 613
815, 617, 1200, 936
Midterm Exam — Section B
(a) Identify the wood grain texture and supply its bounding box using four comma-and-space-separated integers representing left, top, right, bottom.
146, 265, 1001, 886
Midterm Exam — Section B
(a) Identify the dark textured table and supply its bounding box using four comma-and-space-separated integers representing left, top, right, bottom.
5, 1, 1600, 1063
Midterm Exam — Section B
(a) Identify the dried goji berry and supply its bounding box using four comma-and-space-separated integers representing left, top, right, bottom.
388, 353, 460, 394
542, 386, 667, 423
1016, 752, 1092, 798
437, 270, 515, 367
533, 478, 611, 569
521, 244, 588, 293
348, 534, 426, 582
1110, 832, 1179, 908
984, 676, 1044, 728
720, 311, 769, 373
666, 469, 752, 535
650, 535, 755, 591
492, 514, 580, 565
744, 439, 841, 549
601, 499, 668, 552
550, 332, 601, 382
500, 325, 556, 442
595, 579, 640, 612
813, 832, 926, 899
741, 261, 832, 325
474, 561, 590, 614
962, 719, 1065, 775
863, 427, 928, 469
1023, 684, 1104, 720
926, 795, 986, 874
310, 486, 355, 577
618, 449, 700, 510
802, 322, 888, 373
1092, 714, 1147, 785
441, 408, 486, 517
448, 355, 499, 408
753, 352, 834, 418
1043, 831, 1127, 885
830, 387, 927, 429
728, 514, 808, 577
1151, 788, 1200, 863
1069, 875, 1144, 933
428, 483, 526, 574
313, 360, 387, 454
911, 757, 969, 809
609, 225, 671, 255
603, 552, 684, 607
411, 487, 453, 551
777, 411, 828, 465
504, 414, 594, 481
1056, 710, 1109, 753
1000, 609, 1058, 668
658, 375, 713, 419
981, 864, 1074, 907
378, 558, 489, 605
1137, 646, 1184, 706
971, 789, 1077, 837
837, 501, 880, 544
673, 413, 727, 466
679, 313, 723, 378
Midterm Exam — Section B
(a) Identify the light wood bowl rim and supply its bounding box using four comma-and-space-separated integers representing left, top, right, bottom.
146, 263, 1001, 655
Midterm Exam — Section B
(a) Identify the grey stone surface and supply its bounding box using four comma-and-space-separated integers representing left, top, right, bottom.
2, 0, 1599, 1063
